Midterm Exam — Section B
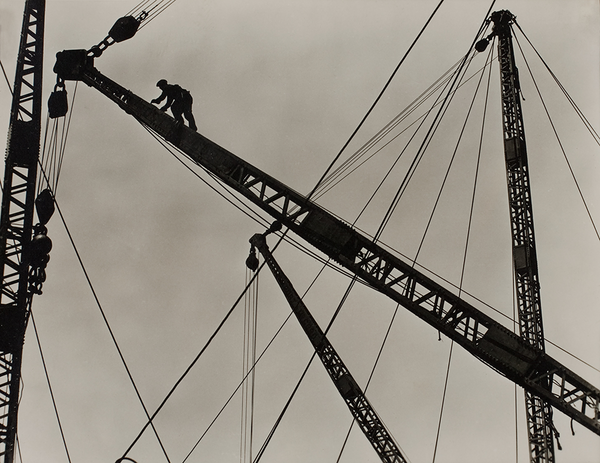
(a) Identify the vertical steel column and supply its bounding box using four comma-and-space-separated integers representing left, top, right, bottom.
0, 2, 45, 463
491, 10, 555, 463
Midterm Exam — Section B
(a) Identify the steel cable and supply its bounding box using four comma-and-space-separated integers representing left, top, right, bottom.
512, 25, 600, 244
30, 310, 73, 463
306, 0, 448, 202
431, 36, 495, 463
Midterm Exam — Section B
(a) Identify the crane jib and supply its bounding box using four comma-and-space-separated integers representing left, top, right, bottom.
250, 232, 409, 463
53, 50, 600, 437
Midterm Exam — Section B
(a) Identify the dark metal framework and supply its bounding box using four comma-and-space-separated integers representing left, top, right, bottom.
250, 232, 409, 463
54, 55, 600, 441
0, 1, 46, 463
492, 10, 555, 463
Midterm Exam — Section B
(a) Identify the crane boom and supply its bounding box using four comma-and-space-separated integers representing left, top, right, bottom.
493, 10, 555, 463
53, 47, 600, 437
249, 231, 408, 463
0, 2, 47, 463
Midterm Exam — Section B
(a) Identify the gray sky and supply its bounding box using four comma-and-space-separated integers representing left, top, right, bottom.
1, 1, 600, 462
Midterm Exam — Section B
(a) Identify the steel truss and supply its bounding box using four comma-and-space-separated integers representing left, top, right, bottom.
54, 55, 600, 439
492, 10, 555, 463
0, 2, 46, 463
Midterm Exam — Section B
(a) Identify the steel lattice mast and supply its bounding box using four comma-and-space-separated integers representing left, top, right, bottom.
483, 10, 556, 463
0, 2, 47, 463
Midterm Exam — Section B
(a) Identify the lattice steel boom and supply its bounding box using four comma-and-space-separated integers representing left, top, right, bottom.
53, 42, 600, 439
249, 230, 409, 463
0, 2, 47, 463
478, 10, 556, 463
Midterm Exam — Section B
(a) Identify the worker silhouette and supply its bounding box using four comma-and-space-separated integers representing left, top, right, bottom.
151, 79, 197, 131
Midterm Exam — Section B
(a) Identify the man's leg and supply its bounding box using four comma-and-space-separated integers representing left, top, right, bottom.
184, 109, 197, 131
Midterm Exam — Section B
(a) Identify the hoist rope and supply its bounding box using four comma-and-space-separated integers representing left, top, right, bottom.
371, 50, 479, 246
241, 268, 259, 463
353, 55, 473, 231
412, 41, 492, 266
305, 0, 448, 202
431, 341, 453, 463
40, 170, 173, 463
39, 82, 78, 196
513, 22, 600, 147
369, 1, 496, 248
126, 0, 178, 30
334, 303, 411, 463
0, 58, 12, 95
180, 262, 329, 463
119, 255, 282, 461
30, 310, 73, 463
323, 50, 485, 458
312, 57, 464, 199
36, 89, 173, 462
253, 276, 361, 463
312, 56, 498, 203
512, 26, 600, 244
431, 39, 494, 463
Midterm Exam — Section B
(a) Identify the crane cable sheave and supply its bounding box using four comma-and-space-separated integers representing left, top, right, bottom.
475, 10, 516, 53
246, 221, 282, 271
48, 11, 148, 119
88, 12, 148, 58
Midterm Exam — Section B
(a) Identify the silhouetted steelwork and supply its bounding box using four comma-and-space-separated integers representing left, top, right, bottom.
53, 53, 600, 440
0, 2, 46, 463
249, 229, 409, 463
487, 10, 556, 463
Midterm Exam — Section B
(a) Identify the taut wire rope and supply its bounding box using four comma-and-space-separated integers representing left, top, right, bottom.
240, 267, 259, 463
179, 261, 329, 463
371, 46, 479, 245
126, 0, 178, 29
312, 56, 499, 202
253, 276, 362, 463
30, 310, 73, 463
332, 22, 495, 463
305, 0, 447, 202
431, 35, 494, 463
0, 58, 12, 96
39, 81, 78, 196
512, 25, 600, 244
313, 57, 464, 198
121, 118, 600, 457
34, 80, 173, 462
37, 161, 173, 463
513, 22, 600, 147
250, 2, 471, 457
369, 1, 496, 247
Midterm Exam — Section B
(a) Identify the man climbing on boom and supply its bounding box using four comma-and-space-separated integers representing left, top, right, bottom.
151, 79, 197, 131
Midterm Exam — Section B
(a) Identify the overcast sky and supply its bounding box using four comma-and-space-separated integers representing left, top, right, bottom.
1, 1, 600, 463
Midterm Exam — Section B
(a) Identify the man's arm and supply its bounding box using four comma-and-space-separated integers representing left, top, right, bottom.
159, 93, 174, 111
150, 91, 168, 109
